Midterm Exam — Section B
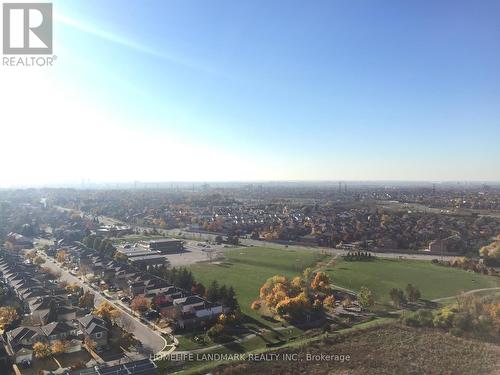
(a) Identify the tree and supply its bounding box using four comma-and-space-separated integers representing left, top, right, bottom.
79, 290, 95, 309
250, 300, 261, 310
479, 241, 500, 259
206, 280, 220, 303
94, 301, 120, 325
66, 283, 82, 295
219, 285, 228, 305
323, 295, 336, 308
130, 295, 151, 313
275, 292, 310, 319
405, 284, 421, 302
224, 286, 239, 311
207, 323, 225, 340
191, 282, 206, 296
291, 276, 305, 293
389, 288, 407, 307
433, 306, 457, 329
177, 268, 195, 290
358, 286, 375, 309
0, 307, 18, 329
51, 340, 69, 355
311, 272, 331, 293
302, 268, 313, 284
56, 249, 67, 263
261, 277, 290, 308
33, 342, 51, 359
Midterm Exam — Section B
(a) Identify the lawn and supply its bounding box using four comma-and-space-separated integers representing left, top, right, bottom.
326, 258, 500, 306
188, 246, 325, 327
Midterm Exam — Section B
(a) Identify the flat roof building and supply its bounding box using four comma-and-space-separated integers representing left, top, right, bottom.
140, 238, 184, 254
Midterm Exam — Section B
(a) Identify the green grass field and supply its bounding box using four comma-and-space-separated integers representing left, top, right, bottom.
326, 258, 500, 306
188, 246, 325, 327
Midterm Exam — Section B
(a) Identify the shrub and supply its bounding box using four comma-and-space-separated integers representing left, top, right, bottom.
207, 323, 225, 339
433, 306, 457, 329
400, 309, 434, 328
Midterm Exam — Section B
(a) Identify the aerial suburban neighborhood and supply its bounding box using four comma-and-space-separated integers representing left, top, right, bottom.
2, 0, 500, 374
0, 185, 499, 374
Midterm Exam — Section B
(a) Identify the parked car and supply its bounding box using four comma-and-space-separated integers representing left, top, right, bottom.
145, 310, 160, 320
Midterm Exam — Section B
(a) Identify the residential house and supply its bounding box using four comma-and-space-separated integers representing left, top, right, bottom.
4, 327, 41, 364
41, 321, 78, 343
78, 315, 109, 348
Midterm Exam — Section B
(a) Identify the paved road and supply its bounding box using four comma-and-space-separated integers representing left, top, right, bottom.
38, 251, 167, 354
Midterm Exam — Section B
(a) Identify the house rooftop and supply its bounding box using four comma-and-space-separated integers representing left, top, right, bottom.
42, 321, 75, 336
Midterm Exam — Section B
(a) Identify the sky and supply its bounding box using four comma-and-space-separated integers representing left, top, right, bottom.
1, 0, 499, 186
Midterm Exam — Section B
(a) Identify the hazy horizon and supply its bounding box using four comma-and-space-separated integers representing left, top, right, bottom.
2, 179, 500, 190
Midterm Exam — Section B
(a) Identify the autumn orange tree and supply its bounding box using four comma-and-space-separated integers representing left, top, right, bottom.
56, 249, 67, 263
130, 295, 151, 313
275, 292, 311, 319
51, 340, 69, 355
310, 272, 331, 293
480, 241, 500, 260
323, 295, 336, 308
250, 300, 261, 311
33, 342, 52, 359
258, 275, 294, 310
0, 307, 18, 329
94, 301, 120, 325
256, 274, 312, 319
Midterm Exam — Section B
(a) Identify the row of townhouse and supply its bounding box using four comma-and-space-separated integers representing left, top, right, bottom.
66, 243, 227, 330
0, 250, 109, 365
3, 316, 109, 364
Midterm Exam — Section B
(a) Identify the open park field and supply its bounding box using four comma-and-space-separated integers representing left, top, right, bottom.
190, 247, 500, 319
326, 258, 500, 307
188, 246, 325, 326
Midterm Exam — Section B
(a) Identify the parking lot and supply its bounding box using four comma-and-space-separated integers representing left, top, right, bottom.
164, 240, 226, 266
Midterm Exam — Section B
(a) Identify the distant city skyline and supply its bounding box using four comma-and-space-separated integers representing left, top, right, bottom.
1, 0, 499, 186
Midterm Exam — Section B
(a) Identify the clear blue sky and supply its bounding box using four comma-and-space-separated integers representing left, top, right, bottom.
2, 0, 499, 185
